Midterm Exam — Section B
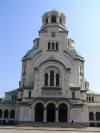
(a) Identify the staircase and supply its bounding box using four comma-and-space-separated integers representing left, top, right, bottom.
16, 122, 87, 128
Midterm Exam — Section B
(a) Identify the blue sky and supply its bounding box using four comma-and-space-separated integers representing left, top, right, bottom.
0, 0, 100, 97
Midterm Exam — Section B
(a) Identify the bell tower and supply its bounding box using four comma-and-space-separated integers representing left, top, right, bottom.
39, 9, 68, 35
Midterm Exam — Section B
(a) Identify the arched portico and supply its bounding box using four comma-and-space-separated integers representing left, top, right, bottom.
47, 103, 56, 122
35, 103, 44, 122
58, 103, 68, 122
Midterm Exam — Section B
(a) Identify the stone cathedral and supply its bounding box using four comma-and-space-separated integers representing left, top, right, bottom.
0, 10, 100, 126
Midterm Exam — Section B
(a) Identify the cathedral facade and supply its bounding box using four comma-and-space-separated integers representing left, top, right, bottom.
0, 10, 100, 126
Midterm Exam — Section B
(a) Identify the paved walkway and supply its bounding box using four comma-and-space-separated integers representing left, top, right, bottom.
0, 126, 100, 133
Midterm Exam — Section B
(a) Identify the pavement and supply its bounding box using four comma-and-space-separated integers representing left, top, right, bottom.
0, 126, 100, 133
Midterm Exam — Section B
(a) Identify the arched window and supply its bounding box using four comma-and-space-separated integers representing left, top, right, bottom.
48, 42, 50, 50
51, 15, 56, 23
50, 71, 54, 86
45, 73, 48, 86
0, 109, 2, 118
56, 42, 58, 50
45, 17, 48, 24
96, 112, 100, 120
29, 91, 31, 98
10, 110, 15, 118
89, 96, 91, 102
72, 92, 75, 99
52, 42, 54, 50
56, 73, 59, 86
4, 109, 9, 118
89, 112, 94, 121
92, 96, 94, 102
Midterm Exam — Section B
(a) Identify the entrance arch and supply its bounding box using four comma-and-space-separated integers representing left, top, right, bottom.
35, 103, 44, 122
47, 103, 55, 122
58, 103, 68, 122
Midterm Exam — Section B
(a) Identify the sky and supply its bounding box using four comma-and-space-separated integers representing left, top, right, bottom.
0, 0, 100, 97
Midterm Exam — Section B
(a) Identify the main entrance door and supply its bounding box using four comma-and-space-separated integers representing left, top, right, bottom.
35, 103, 44, 121
47, 103, 55, 122
58, 104, 68, 122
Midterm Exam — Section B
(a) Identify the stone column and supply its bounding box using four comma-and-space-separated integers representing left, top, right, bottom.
55, 108, 58, 122
32, 107, 35, 122
43, 108, 47, 122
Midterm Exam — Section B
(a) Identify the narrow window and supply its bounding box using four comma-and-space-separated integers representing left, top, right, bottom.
60, 17, 62, 24
48, 42, 50, 50
56, 42, 58, 50
52, 42, 54, 50
72, 92, 75, 99
51, 32, 56, 37
92, 96, 94, 102
15, 95, 17, 100
0, 110, 2, 118
51, 15, 56, 23
29, 91, 31, 98
68, 41, 70, 46
87, 97, 88, 102
12, 95, 14, 100
45, 73, 48, 86
45, 17, 48, 24
89, 96, 91, 102
50, 71, 54, 86
56, 73, 59, 86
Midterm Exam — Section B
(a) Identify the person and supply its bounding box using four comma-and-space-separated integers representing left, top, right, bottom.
6, 120, 8, 125
72, 120, 74, 123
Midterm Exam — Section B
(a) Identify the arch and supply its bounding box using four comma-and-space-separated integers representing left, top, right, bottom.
4, 109, 9, 118
89, 112, 94, 121
58, 103, 68, 122
35, 103, 44, 122
0, 109, 2, 118
50, 70, 54, 86
47, 103, 56, 122
10, 110, 15, 118
96, 112, 100, 120
45, 73, 48, 86
51, 15, 56, 23
56, 73, 59, 86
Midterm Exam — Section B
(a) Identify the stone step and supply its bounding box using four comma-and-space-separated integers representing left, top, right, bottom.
16, 122, 86, 128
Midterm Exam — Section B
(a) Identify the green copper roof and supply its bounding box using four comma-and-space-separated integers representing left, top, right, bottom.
69, 83, 79, 88
5, 89, 18, 94
24, 83, 34, 87
87, 89, 97, 95
0, 100, 16, 104
24, 47, 38, 57
69, 47, 83, 57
